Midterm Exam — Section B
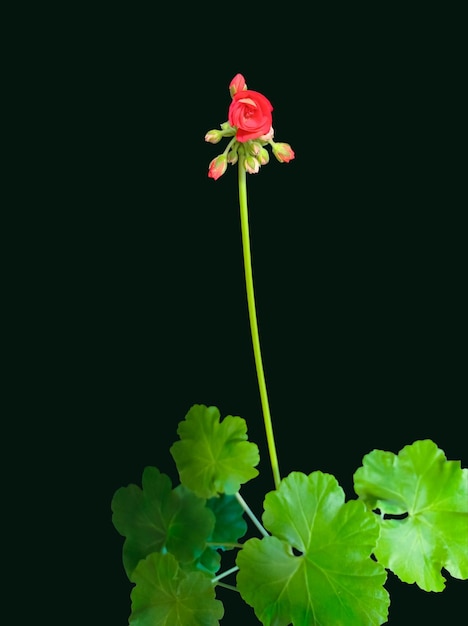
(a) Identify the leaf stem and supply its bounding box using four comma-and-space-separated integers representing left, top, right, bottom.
235, 491, 269, 538
214, 581, 240, 593
211, 565, 239, 584
238, 158, 281, 490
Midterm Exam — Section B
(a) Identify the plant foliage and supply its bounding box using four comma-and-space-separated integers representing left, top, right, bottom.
237, 471, 389, 625
112, 406, 467, 625
129, 552, 224, 626
170, 404, 260, 499
112, 466, 216, 577
354, 439, 468, 591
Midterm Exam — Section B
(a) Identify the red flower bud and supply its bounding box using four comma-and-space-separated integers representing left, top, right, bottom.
229, 73, 247, 97
208, 155, 228, 180
272, 142, 295, 163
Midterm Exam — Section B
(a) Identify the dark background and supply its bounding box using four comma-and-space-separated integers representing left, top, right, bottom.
21, 6, 465, 625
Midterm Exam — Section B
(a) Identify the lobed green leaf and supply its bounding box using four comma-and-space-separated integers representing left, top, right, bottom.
183, 495, 247, 576
206, 493, 247, 548
170, 404, 260, 499
236, 471, 389, 626
130, 552, 224, 626
354, 439, 468, 591
111, 466, 215, 578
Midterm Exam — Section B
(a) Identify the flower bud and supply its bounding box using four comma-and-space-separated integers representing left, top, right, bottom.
229, 73, 247, 97
208, 154, 228, 180
220, 121, 236, 134
272, 142, 295, 163
247, 141, 262, 156
257, 147, 270, 165
204, 129, 223, 144
227, 144, 239, 165
244, 155, 260, 174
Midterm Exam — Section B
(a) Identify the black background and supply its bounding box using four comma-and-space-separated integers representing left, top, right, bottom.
21, 5, 465, 625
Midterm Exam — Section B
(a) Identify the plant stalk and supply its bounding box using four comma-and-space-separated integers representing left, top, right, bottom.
235, 492, 269, 537
238, 158, 281, 490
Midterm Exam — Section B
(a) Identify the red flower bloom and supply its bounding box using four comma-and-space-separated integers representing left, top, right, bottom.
228, 90, 273, 143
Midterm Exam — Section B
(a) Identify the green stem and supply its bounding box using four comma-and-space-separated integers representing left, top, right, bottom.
238, 158, 281, 490
211, 565, 239, 584
235, 491, 269, 537
214, 582, 240, 593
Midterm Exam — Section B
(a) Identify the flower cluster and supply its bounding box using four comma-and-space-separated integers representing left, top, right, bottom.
205, 74, 295, 180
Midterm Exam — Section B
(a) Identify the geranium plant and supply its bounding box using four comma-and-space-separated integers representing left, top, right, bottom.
112, 74, 468, 625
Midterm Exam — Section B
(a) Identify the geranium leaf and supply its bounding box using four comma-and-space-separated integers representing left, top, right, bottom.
111, 466, 215, 578
170, 404, 260, 499
181, 495, 247, 576
354, 439, 468, 591
181, 546, 222, 577
207, 494, 247, 548
236, 471, 389, 626
130, 552, 224, 626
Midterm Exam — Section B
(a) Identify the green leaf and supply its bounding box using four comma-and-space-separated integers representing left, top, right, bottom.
354, 439, 468, 591
130, 552, 224, 626
236, 471, 389, 626
111, 466, 215, 578
170, 404, 260, 499
181, 495, 247, 576
207, 493, 247, 548
182, 546, 222, 577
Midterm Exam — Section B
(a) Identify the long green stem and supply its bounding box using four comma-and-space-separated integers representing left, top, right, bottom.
238, 158, 281, 490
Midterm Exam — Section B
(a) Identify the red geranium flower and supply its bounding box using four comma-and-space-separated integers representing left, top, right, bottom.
228, 90, 273, 143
